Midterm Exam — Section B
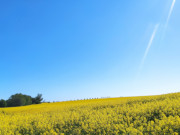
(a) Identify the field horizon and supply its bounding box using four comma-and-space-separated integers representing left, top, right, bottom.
2, 92, 180, 107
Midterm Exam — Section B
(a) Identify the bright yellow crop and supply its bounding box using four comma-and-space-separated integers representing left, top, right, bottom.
0, 93, 180, 135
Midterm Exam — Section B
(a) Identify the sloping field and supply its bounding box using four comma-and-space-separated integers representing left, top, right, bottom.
0, 93, 180, 135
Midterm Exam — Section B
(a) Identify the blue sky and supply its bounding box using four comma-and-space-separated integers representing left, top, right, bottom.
0, 0, 180, 101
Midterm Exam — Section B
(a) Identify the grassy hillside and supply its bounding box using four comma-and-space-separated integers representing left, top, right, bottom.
0, 93, 180, 135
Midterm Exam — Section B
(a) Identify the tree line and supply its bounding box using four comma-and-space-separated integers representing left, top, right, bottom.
0, 93, 43, 107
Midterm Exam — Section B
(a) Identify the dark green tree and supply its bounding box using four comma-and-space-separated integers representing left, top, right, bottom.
7, 93, 32, 107
32, 94, 43, 104
0, 99, 7, 107
24, 95, 32, 105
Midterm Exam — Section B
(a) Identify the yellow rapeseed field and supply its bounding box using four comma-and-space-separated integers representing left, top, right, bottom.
0, 93, 180, 135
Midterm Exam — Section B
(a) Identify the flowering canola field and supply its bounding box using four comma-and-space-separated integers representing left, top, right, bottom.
0, 93, 180, 135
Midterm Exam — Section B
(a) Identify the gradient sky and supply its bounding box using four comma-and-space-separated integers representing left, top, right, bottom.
0, 0, 180, 101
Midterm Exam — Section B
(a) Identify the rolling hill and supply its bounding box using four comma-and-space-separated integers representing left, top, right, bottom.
0, 93, 180, 134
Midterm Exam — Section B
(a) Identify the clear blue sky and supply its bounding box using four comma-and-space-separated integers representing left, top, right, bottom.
0, 0, 180, 101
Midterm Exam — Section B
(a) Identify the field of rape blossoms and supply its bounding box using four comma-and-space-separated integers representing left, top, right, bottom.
0, 93, 180, 135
